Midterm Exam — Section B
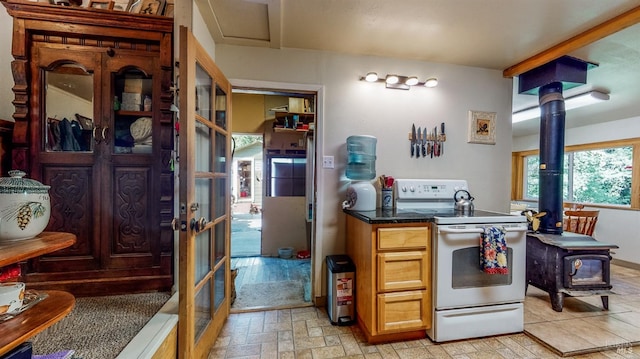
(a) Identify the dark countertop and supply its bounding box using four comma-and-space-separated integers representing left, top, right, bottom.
344, 208, 436, 224
344, 208, 524, 225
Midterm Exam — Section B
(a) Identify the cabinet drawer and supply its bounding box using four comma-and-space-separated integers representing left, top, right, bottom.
377, 290, 428, 333
377, 227, 429, 250
377, 251, 428, 291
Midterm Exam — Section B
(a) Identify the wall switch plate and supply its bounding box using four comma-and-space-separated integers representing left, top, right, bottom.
323, 156, 334, 169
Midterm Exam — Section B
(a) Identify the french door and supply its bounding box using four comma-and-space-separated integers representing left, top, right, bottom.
177, 26, 232, 358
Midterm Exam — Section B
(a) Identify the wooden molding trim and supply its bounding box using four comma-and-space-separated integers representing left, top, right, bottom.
503, 5, 640, 78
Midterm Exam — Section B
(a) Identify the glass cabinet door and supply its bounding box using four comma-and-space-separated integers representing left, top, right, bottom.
112, 69, 153, 155
44, 64, 95, 152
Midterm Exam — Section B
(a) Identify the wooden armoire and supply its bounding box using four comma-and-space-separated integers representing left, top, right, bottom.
2, 1, 175, 296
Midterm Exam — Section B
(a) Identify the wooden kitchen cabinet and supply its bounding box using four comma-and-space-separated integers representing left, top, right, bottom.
2, 1, 174, 296
345, 215, 431, 343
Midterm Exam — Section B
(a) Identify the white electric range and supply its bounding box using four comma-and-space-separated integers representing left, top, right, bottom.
393, 179, 528, 342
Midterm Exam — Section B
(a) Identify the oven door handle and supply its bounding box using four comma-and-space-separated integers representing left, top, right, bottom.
438, 227, 484, 234
438, 225, 528, 234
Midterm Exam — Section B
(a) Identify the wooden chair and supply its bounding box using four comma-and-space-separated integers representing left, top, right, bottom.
563, 210, 599, 236
563, 203, 585, 211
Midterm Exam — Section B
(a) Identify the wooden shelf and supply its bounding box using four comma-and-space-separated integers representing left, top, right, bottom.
0, 232, 77, 267
0, 290, 75, 356
0, 232, 77, 356
116, 110, 153, 117
273, 127, 310, 133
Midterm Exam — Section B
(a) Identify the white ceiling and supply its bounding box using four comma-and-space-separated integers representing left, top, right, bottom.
197, 0, 640, 137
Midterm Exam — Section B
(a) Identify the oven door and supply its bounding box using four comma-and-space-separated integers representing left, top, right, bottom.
433, 223, 528, 309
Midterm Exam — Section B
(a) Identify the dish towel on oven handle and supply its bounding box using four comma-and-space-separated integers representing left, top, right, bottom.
480, 226, 508, 274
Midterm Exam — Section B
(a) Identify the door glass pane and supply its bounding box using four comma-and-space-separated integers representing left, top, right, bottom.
215, 84, 227, 129
195, 121, 211, 172
113, 69, 153, 155
195, 230, 211, 283
194, 278, 212, 341
195, 178, 211, 222
45, 65, 94, 152
215, 131, 226, 173
214, 221, 226, 266
196, 63, 212, 122
213, 262, 226, 312
214, 177, 226, 219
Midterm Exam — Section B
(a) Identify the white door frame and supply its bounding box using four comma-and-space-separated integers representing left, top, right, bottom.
229, 79, 325, 301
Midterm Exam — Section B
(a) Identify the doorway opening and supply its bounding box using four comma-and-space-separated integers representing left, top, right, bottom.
230, 88, 316, 312
231, 134, 263, 258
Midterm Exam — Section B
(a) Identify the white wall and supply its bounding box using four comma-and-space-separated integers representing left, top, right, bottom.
514, 117, 640, 265
215, 44, 514, 296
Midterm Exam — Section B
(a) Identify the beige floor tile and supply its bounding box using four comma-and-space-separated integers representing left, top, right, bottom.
210, 264, 640, 358
395, 346, 432, 359
311, 344, 346, 358
525, 320, 596, 354
589, 314, 640, 342
294, 335, 327, 350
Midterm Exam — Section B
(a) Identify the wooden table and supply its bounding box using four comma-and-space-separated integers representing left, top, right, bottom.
0, 232, 76, 356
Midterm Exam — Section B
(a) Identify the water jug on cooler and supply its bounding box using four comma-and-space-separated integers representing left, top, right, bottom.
342, 135, 377, 211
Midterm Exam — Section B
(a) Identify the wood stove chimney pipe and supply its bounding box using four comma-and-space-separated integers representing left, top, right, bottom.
517, 56, 597, 234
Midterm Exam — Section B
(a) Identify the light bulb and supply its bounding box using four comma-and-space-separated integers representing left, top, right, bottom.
405, 77, 419, 86
365, 72, 378, 82
385, 75, 399, 84
424, 78, 438, 88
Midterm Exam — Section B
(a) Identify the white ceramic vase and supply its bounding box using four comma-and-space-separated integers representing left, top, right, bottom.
0, 170, 51, 241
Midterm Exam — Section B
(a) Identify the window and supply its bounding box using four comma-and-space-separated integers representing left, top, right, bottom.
514, 139, 639, 208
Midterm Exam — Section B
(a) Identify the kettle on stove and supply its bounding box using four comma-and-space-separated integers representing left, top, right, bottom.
454, 189, 474, 214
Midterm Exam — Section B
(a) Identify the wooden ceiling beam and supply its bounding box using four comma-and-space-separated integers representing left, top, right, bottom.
503, 5, 640, 78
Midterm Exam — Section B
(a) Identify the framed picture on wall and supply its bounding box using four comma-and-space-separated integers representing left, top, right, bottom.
112, 0, 129, 11
467, 110, 497, 145
163, 0, 174, 17
134, 0, 165, 15
88, 0, 114, 10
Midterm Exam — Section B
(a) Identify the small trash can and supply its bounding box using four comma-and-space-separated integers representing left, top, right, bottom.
326, 254, 355, 325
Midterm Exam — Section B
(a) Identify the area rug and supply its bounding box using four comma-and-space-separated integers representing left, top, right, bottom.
233, 280, 305, 309
29, 292, 171, 359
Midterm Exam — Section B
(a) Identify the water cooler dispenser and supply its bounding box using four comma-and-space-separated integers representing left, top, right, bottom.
343, 135, 377, 211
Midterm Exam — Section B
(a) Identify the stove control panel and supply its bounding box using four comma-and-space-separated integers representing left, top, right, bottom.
395, 179, 468, 201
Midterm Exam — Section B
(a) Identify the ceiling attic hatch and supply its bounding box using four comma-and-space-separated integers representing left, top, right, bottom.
200, 0, 282, 48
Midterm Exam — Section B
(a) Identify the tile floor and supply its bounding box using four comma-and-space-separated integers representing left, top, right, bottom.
210, 263, 640, 359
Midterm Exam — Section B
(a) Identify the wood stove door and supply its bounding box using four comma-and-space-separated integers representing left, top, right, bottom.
563, 254, 611, 289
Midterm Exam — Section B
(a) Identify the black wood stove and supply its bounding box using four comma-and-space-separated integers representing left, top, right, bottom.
526, 232, 618, 312
518, 56, 619, 312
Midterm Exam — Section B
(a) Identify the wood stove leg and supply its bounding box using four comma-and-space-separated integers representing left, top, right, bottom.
550, 291, 564, 312
601, 295, 609, 310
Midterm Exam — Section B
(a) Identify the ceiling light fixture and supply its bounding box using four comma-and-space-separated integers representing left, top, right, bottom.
424, 78, 438, 88
512, 90, 610, 123
360, 73, 439, 90
365, 72, 378, 82
405, 76, 419, 86
385, 75, 399, 84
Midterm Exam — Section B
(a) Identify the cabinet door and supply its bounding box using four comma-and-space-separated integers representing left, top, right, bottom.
101, 51, 162, 270
377, 251, 429, 291
377, 290, 429, 333
378, 226, 429, 250
31, 45, 103, 273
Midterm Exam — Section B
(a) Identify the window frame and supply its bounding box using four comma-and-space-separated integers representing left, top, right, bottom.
512, 138, 640, 210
